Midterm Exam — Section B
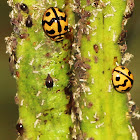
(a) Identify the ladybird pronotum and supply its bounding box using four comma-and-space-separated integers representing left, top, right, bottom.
112, 66, 134, 93
42, 7, 68, 42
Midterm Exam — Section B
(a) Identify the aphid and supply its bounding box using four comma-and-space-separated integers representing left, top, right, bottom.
118, 30, 127, 44
112, 66, 134, 93
9, 53, 17, 75
19, 33, 29, 39
20, 3, 29, 13
16, 123, 24, 136
45, 74, 53, 88
65, 26, 74, 42
25, 15, 33, 28
94, 0, 99, 7
113, 56, 118, 65
42, 7, 68, 42
124, 12, 133, 19
94, 56, 98, 63
93, 44, 99, 53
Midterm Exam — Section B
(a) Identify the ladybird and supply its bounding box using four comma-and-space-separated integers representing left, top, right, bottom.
112, 66, 134, 93
16, 123, 24, 136
42, 7, 68, 42
25, 15, 33, 27
45, 74, 53, 88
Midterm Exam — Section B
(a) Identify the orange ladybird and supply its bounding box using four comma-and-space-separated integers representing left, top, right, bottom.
42, 7, 68, 42
112, 66, 134, 93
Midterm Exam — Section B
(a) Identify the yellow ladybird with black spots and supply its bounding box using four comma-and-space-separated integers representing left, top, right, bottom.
42, 7, 68, 42
112, 66, 134, 93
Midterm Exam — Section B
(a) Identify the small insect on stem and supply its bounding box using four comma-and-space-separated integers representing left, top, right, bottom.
25, 15, 33, 28
93, 44, 99, 53
45, 74, 53, 88
20, 3, 29, 14
16, 123, 24, 136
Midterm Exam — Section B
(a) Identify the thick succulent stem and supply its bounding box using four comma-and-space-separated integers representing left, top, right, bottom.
5, 0, 137, 140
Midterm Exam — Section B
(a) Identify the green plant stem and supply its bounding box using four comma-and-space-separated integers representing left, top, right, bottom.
6, 0, 136, 140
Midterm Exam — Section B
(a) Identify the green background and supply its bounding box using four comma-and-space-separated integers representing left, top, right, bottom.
0, 0, 139, 139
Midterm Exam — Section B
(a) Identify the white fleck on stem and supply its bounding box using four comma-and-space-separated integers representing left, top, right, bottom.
116, 62, 119, 66
104, 14, 114, 18
96, 122, 104, 128
88, 92, 92, 95
35, 41, 45, 50
20, 99, 24, 106
121, 53, 134, 65
108, 26, 111, 31
37, 136, 40, 140
29, 58, 35, 65
92, 32, 96, 37
99, 43, 103, 49
108, 83, 112, 92
33, 71, 40, 74
36, 91, 41, 97
88, 51, 91, 57
105, 1, 111, 5
128, 125, 138, 140
34, 119, 40, 128
86, 116, 89, 120
41, 99, 45, 106
17, 56, 23, 63
113, 31, 116, 42
91, 78, 94, 84
36, 113, 42, 118
111, 6, 116, 12
90, 121, 96, 124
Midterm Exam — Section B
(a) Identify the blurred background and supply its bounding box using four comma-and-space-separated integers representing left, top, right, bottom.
0, 0, 140, 139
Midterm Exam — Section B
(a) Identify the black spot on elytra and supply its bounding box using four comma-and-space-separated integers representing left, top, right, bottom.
64, 26, 68, 31
121, 86, 131, 92
128, 70, 131, 76
46, 29, 55, 35
121, 66, 125, 70
116, 76, 120, 81
42, 20, 45, 26
51, 7, 62, 32
114, 79, 127, 88
56, 36, 63, 41
58, 8, 63, 12
46, 12, 50, 16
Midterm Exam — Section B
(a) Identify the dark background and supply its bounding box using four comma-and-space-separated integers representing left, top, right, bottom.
0, 1, 140, 139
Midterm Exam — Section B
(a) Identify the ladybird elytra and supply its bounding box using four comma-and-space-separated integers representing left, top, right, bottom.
42, 7, 68, 42
112, 66, 134, 93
